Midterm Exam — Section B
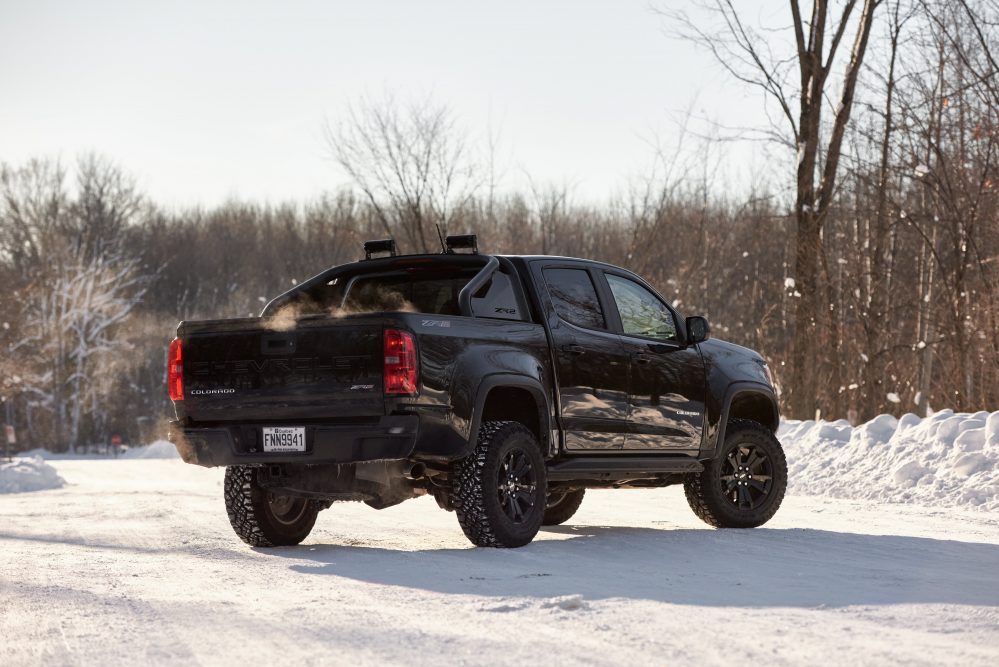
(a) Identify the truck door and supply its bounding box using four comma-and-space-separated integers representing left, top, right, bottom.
535, 264, 631, 450
600, 271, 706, 450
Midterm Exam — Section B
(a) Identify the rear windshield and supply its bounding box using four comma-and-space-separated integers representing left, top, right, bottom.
269, 262, 525, 321
343, 271, 474, 315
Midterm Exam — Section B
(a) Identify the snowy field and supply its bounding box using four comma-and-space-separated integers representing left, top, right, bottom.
2, 415, 999, 666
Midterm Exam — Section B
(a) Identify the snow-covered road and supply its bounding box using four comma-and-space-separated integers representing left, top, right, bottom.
2, 458, 998, 666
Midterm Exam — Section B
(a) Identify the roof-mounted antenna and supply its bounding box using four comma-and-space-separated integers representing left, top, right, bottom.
435, 224, 447, 254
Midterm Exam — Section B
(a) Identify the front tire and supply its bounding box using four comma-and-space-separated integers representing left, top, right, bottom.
223, 465, 319, 547
451, 421, 547, 548
684, 419, 787, 528
542, 488, 585, 526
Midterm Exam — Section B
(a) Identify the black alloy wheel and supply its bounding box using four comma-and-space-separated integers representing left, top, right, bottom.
720, 445, 774, 510
497, 449, 537, 524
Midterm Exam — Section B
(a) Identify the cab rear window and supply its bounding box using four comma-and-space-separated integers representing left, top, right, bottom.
345, 273, 471, 315
273, 262, 525, 321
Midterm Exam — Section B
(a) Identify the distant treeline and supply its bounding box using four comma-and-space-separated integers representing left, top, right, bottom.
1, 0, 997, 451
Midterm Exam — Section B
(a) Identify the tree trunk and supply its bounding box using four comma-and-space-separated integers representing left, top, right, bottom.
790, 209, 822, 418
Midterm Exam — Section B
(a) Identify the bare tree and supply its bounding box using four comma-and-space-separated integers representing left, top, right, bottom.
325, 95, 482, 253
898, 0, 999, 411
849, 0, 912, 418
67, 153, 143, 262
13, 248, 147, 451
665, 0, 883, 417
0, 159, 68, 276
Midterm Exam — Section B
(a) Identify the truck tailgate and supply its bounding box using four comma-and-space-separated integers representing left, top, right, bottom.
179, 317, 385, 422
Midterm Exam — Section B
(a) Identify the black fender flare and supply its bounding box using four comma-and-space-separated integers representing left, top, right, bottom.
466, 374, 555, 459
709, 381, 780, 458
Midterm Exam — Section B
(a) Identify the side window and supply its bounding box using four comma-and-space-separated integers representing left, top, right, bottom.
543, 268, 606, 330
606, 274, 677, 340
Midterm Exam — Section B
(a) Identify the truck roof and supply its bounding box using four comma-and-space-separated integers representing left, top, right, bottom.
346, 252, 626, 271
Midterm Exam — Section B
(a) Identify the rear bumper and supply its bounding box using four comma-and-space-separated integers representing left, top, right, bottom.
168, 415, 420, 468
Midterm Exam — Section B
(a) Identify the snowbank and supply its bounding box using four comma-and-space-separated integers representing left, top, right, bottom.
121, 440, 179, 460
18, 440, 180, 460
780, 410, 999, 510
18, 448, 103, 460
0, 456, 66, 493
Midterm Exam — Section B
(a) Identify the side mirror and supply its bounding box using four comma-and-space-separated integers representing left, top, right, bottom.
686, 315, 710, 344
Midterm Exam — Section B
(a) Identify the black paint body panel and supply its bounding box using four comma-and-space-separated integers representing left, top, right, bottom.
173, 309, 553, 466
169, 253, 778, 479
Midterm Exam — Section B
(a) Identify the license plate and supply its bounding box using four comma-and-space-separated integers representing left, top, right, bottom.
262, 427, 306, 452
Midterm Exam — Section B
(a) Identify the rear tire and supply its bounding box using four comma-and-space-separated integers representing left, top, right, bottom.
451, 421, 547, 548
224, 465, 319, 547
542, 488, 585, 526
684, 419, 787, 528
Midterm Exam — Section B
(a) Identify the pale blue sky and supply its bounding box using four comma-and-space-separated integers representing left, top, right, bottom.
0, 0, 778, 206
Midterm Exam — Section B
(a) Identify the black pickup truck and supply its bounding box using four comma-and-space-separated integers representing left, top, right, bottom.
168, 235, 786, 548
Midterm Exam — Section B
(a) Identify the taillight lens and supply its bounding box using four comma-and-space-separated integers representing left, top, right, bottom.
384, 329, 418, 395
168, 338, 183, 401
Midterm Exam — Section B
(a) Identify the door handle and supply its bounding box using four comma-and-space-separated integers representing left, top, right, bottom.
562, 344, 585, 356
633, 353, 651, 365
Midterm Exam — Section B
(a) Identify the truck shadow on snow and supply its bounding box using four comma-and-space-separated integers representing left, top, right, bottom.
274, 526, 999, 608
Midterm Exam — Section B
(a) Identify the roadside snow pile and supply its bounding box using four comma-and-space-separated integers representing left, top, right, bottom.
0, 457, 66, 493
122, 440, 179, 460
780, 410, 999, 510
16, 440, 179, 460
18, 448, 111, 460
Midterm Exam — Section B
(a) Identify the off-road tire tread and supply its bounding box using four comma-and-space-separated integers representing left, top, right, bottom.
451, 420, 545, 548
684, 419, 787, 528
223, 465, 319, 547
542, 489, 586, 526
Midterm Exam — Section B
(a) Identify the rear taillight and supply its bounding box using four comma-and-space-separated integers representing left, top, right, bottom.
384, 329, 418, 395
168, 337, 183, 401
